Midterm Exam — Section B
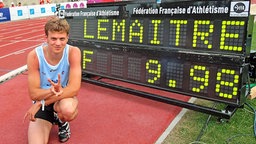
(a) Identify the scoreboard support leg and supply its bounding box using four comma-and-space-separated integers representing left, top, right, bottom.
82, 77, 240, 120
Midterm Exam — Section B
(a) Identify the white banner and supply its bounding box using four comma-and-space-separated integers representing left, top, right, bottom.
9, 1, 87, 21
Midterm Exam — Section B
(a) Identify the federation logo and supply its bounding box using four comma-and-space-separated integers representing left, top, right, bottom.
233, 2, 246, 13
230, 1, 249, 17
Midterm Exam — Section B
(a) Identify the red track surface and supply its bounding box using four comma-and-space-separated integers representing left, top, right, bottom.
0, 18, 46, 76
0, 18, 190, 143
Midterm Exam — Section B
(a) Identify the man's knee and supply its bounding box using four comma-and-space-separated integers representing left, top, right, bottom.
57, 97, 78, 121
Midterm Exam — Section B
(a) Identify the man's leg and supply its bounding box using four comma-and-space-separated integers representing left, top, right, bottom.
53, 97, 78, 142
28, 119, 52, 144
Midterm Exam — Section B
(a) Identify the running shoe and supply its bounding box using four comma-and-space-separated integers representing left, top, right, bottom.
53, 112, 71, 143
58, 121, 71, 143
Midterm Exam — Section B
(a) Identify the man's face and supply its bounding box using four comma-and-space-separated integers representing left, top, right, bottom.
46, 31, 68, 54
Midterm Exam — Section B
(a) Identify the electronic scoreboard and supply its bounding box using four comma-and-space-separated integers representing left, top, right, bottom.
65, 0, 251, 118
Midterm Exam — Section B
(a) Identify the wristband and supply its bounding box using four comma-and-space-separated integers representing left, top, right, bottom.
41, 100, 45, 111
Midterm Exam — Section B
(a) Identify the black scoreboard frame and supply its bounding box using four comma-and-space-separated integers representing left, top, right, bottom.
65, 0, 251, 119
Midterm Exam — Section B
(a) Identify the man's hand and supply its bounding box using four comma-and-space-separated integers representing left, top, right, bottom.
48, 74, 63, 96
23, 102, 41, 122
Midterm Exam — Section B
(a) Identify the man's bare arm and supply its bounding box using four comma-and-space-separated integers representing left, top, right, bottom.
27, 50, 55, 101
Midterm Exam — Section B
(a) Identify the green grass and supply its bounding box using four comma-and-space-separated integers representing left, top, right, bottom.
163, 99, 256, 144
162, 22, 256, 144
252, 21, 256, 50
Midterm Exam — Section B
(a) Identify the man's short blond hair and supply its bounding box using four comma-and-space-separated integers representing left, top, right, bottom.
45, 17, 70, 36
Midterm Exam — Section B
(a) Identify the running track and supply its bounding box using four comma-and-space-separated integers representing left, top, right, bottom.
0, 17, 191, 143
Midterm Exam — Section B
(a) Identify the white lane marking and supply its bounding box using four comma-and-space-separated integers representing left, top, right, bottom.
14, 37, 23, 39
0, 30, 42, 43
155, 97, 197, 144
0, 44, 41, 59
0, 34, 44, 48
